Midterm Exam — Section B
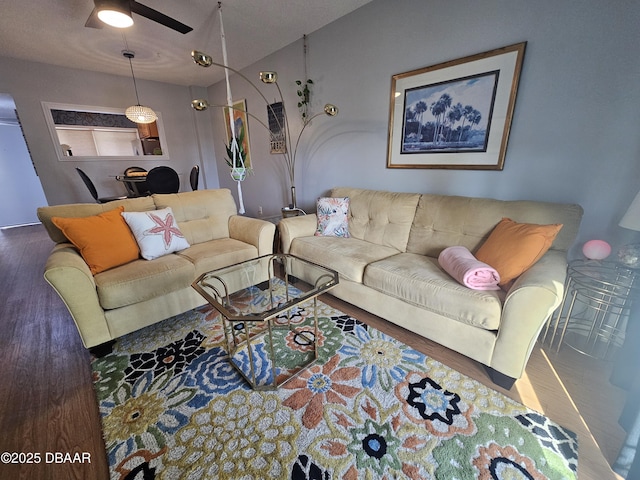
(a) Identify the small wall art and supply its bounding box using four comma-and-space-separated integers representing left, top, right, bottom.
267, 101, 286, 154
223, 99, 251, 169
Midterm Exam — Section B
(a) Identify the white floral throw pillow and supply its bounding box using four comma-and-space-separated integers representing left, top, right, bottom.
315, 197, 350, 237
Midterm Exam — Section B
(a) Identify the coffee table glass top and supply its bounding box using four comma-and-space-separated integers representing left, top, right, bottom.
192, 254, 338, 320
192, 254, 339, 390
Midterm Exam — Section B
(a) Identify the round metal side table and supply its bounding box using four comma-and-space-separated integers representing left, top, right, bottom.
545, 259, 639, 359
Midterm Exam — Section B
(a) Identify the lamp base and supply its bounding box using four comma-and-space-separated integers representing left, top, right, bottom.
617, 243, 640, 268
282, 206, 306, 218
290, 185, 298, 210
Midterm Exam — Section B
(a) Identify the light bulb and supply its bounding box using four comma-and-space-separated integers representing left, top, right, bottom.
97, 10, 133, 28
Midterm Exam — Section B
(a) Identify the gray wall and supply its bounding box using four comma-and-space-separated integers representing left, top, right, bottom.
1, 0, 638, 256
0, 123, 48, 226
209, 0, 640, 257
0, 56, 220, 206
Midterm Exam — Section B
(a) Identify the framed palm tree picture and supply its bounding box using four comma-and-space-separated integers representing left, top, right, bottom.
387, 42, 526, 170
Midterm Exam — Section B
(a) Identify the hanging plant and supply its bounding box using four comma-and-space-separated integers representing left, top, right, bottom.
225, 138, 246, 168
225, 125, 250, 180
295, 78, 313, 124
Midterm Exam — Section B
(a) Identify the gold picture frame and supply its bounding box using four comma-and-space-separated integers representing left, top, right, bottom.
387, 42, 526, 170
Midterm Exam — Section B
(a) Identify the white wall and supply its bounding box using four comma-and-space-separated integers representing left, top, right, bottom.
0, 57, 220, 206
209, 0, 640, 256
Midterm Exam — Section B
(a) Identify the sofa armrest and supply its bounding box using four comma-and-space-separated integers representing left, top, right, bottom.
279, 214, 318, 254
490, 251, 567, 379
228, 215, 276, 256
43, 244, 112, 348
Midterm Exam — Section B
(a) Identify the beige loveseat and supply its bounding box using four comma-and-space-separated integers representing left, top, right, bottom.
280, 187, 583, 389
37, 189, 275, 353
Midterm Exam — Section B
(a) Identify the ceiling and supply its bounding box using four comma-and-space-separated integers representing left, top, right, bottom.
0, 0, 373, 88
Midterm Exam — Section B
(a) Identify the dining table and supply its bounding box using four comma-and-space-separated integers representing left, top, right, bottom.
114, 172, 148, 196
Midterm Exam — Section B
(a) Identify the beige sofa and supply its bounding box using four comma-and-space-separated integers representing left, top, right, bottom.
280, 187, 583, 389
37, 189, 275, 353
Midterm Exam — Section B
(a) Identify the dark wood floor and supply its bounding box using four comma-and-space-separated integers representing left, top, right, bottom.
0, 224, 626, 479
0, 224, 108, 479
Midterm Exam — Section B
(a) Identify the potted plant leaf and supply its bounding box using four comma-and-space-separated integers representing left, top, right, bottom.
296, 78, 313, 124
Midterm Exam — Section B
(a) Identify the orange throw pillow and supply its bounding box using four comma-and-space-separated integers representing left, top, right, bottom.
52, 206, 139, 275
475, 218, 563, 286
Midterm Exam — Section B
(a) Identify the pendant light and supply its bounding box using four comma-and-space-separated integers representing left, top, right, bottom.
122, 50, 157, 124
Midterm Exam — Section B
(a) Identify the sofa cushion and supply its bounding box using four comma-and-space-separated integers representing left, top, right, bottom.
153, 189, 238, 245
290, 236, 400, 283
52, 206, 140, 275
329, 187, 420, 252
38, 196, 156, 244
475, 218, 563, 285
177, 238, 258, 277
363, 252, 505, 330
95, 254, 195, 310
406, 193, 583, 257
122, 207, 191, 260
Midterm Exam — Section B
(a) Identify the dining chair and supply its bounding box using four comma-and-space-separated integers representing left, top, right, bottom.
190, 165, 200, 191
123, 166, 149, 196
76, 168, 128, 204
146, 166, 180, 194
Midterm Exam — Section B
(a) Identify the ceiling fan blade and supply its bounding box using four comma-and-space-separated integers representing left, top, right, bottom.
84, 7, 104, 29
130, 1, 193, 34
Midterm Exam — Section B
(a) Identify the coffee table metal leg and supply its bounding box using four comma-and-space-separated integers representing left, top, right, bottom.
267, 318, 277, 389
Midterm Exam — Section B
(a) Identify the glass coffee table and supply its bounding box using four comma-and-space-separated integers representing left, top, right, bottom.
192, 254, 339, 390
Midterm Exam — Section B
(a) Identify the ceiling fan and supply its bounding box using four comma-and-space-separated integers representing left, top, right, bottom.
85, 0, 193, 34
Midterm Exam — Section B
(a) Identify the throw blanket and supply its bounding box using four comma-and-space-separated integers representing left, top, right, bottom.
438, 246, 501, 290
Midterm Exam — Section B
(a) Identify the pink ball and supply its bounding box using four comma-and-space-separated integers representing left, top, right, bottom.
582, 240, 611, 260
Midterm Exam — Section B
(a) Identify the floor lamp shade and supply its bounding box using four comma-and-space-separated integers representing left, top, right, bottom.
620, 191, 640, 231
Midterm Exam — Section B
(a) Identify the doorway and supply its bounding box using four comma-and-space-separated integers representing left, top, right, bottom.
0, 93, 48, 227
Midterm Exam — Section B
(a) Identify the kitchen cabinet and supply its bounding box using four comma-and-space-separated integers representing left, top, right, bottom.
137, 121, 159, 139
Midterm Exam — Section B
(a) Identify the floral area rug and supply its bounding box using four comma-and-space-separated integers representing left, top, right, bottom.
91, 282, 578, 479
